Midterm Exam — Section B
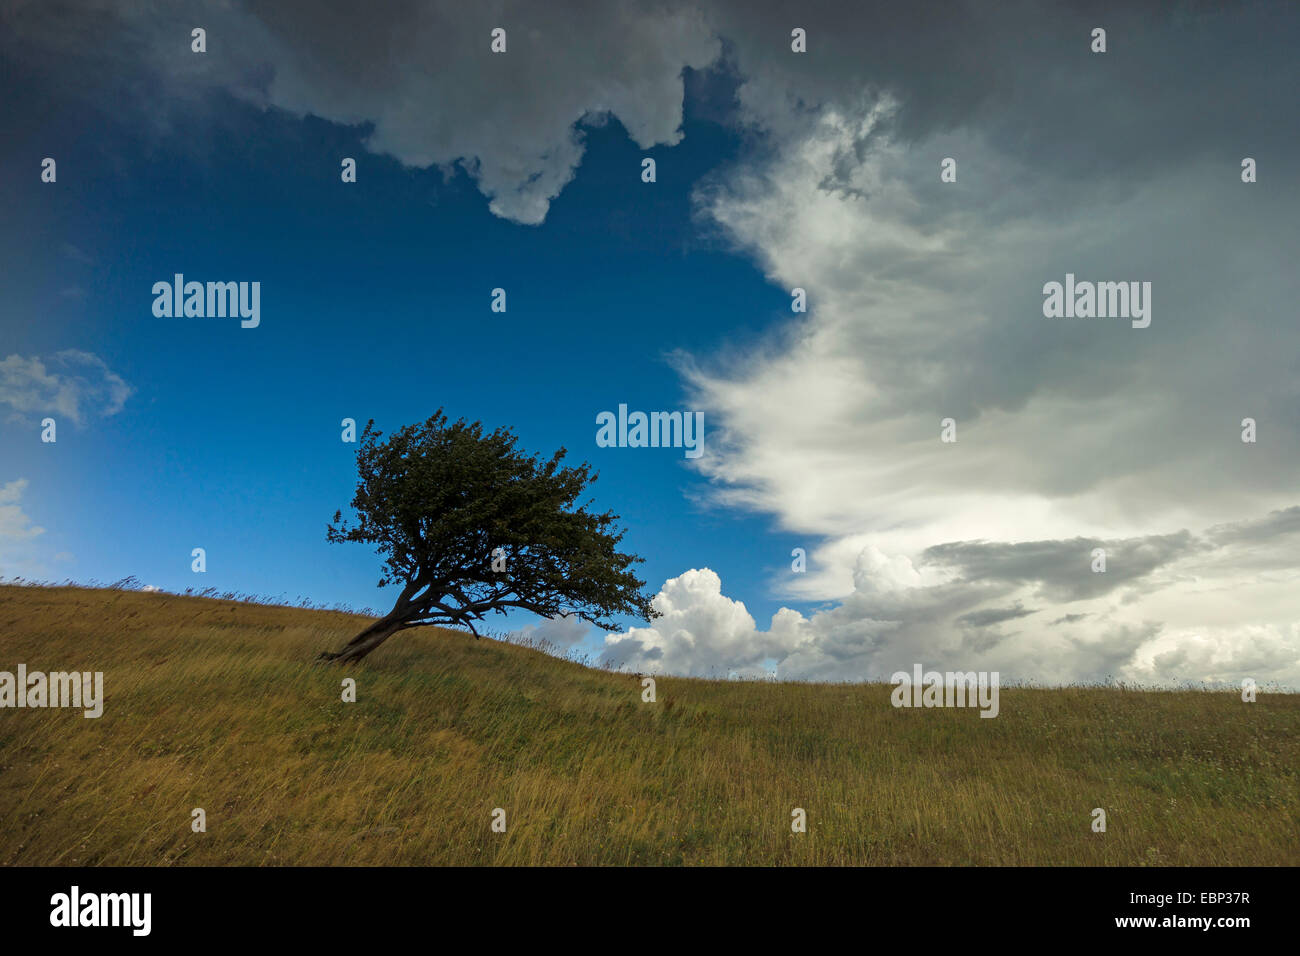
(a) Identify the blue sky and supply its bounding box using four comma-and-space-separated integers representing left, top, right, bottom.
1, 64, 806, 641
3, 1, 1299, 686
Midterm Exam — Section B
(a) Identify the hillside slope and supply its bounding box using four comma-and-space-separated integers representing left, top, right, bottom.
1, 584, 1296, 865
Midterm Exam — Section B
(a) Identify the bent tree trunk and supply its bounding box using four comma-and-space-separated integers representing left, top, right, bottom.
319, 615, 407, 664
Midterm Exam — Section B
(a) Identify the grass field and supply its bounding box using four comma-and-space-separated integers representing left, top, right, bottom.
1, 583, 1296, 865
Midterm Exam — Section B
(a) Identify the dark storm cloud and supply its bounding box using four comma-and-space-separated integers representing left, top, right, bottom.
11, 1, 1298, 224
712, 1, 1300, 201
922, 531, 1201, 601
2, 0, 721, 223
1050, 613, 1089, 626
956, 602, 1038, 628
921, 504, 1300, 609
1206, 505, 1300, 548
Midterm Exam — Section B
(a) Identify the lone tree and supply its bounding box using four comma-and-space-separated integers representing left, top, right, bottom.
320, 411, 659, 663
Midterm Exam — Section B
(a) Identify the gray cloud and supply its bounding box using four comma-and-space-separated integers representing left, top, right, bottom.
1050, 613, 1089, 626
3, 0, 720, 224
956, 603, 1037, 629
923, 531, 1201, 602
1206, 506, 1300, 548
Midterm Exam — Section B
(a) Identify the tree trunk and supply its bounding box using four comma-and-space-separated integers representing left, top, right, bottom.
319, 615, 407, 664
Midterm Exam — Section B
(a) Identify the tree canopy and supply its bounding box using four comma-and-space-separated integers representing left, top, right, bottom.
320, 410, 658, 662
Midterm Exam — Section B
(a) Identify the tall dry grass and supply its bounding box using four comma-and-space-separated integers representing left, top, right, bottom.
1, 584, 1296, 865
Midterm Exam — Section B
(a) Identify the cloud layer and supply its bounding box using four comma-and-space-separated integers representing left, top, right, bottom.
604, 506, 1300, 687
630, 2, 1299, 686
2, 0, 720, 225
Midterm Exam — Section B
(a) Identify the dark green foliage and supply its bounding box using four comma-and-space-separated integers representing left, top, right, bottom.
323, 410, 658, 661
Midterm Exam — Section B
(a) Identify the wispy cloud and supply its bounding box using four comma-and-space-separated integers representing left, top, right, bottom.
0, 350, 133, 426
0, 478, 62, 581
0, 479, 44, 541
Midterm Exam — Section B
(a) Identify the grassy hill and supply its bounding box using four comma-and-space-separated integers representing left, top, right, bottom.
1, 583, 1296, 865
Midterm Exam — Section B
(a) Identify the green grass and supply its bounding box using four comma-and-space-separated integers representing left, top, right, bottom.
1, 584, 1296, 865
